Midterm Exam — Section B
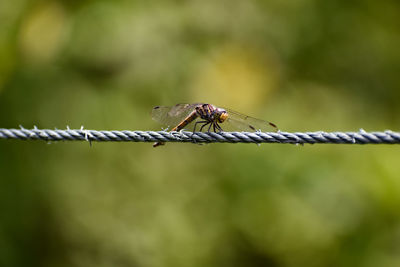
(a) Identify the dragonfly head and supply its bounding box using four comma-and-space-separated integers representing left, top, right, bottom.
216, 109, 228, 123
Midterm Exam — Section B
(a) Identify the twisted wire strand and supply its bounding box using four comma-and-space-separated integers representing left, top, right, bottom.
0, 127, 399, 144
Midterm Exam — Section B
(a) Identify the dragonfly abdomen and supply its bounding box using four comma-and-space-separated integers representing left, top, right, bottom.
171, 110, 198, 131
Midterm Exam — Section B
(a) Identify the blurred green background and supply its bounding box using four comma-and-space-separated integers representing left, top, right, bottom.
1, 1, 400, 266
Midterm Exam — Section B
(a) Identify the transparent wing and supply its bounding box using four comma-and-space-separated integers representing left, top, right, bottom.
151, 103, 201, 129
222, 108, 278, 132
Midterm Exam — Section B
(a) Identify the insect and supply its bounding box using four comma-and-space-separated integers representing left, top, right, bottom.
151, 103, 278, 147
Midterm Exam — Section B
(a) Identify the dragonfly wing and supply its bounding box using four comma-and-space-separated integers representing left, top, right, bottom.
152, 103, 201, 129
222, 108, 278, 132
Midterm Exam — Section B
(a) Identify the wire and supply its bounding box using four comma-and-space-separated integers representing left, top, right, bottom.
0, 127, 399, 144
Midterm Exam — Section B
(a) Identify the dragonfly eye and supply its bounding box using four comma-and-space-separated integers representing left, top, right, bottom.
218, 111, 228, 123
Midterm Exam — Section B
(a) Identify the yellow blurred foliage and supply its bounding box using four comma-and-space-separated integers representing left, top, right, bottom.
19, 2, 67, 63
190, 44, 281, 111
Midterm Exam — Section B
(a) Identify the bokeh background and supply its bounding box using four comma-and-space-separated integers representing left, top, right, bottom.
1, 1, 400, 266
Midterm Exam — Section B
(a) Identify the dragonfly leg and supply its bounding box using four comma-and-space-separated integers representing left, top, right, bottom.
207, 123, 213, 132
200, 122, 211, 132
193, 120, 207, 133
215, 123, 223, 132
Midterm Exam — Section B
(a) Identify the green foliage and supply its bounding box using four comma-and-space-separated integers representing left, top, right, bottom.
1, 1, 400, 266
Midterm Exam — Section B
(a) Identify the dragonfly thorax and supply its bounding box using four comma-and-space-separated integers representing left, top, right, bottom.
195, 104, 228, 123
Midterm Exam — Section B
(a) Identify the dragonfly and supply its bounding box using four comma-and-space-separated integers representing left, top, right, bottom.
151, 103, 278, 147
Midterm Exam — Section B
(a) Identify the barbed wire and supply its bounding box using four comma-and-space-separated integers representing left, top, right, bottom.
0, 127, 399, 145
